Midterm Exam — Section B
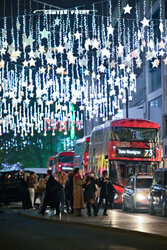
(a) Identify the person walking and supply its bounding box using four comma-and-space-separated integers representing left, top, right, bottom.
21, 172, 33, 210
37, 174, 47, 213
84, 172, 97, 216
56, 172, 67, 213
73, 168, 86, 216
27, 171, 37, 208
95, 170, 115, 216
40, 170, 62, 216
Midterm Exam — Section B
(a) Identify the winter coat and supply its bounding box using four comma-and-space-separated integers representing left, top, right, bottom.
27, 175, 37, 189
44, 175, 62, 208
97, 177, 115, 199
65, 174, 73, 200
73, 174, 85, 209
84, 176, 97, 202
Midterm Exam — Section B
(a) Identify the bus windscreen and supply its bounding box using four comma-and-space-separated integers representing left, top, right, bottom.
110, 127, 159, 142
58, 155, 74, 163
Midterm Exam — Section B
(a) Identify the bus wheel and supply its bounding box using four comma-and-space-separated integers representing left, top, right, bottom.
131, 199, 135, 213
122, 200, 127, 211
162, 201, 167, 217
149, 200, 156, 215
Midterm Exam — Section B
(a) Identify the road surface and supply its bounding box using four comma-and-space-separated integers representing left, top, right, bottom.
0, 208, 167, 250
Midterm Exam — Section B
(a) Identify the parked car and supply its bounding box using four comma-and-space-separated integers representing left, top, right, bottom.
149, 168, 167, 217
122, 174, 153, 212
0, 170, 25, 205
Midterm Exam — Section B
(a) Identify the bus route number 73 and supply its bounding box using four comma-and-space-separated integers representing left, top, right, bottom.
144, 149, 153, 157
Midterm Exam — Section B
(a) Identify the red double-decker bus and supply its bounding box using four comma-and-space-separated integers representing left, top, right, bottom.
47, 151, 74, 174
88, 119, 162, 204
74, 136, 90, 171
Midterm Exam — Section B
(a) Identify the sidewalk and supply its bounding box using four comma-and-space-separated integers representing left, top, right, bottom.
12, 208, 167, 240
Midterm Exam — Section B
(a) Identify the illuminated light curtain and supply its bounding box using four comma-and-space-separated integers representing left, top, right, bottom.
0, 0, 166, 136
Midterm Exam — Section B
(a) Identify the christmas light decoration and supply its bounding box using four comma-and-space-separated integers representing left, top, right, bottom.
0, 0, 166, 137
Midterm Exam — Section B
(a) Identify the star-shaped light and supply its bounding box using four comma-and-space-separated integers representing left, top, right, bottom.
10, 52, 18, 62
68, 55, 76, 64
140, 17, 150, 28
159, 40, 165, 49
92, 38, 99, 49
56, 45, 64, 53
151, 50, 157, 58
40, 28, 50, 39
54, 17, 60, 26
79, 105, 85, 111
117, 44, 124, 55
130, 73, 136, 81
65, 76, 70, 82
152, 58, 160, 68
23, 60, 28, 67
74, 31, 81, 40
101, 47, 110, 58
84, 69, 89, 76
34, 50, 40, 58
56, 66, 65, 74
146, 50, 153, 60
123, 4, 132, 14
1, 47, 6, 55
29, 58, 36, 67
78, 46, 85, 54
119, 64, 125, 70
99, 64, 105, 73
40, 67, 46, 74
79, 57, 87, 67
107, 25, 114, 35
29, 50, 35, 58
136, 58, 142, 68
159, 50, 165, 56
131, 50, 138, 58
24, 35, 35, 48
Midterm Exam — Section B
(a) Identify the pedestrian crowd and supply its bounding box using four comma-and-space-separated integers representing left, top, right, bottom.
22, 168, 116, 217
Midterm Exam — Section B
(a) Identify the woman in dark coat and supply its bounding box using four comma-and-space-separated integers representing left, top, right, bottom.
41, 170, 62, 216
22, 172, 33, 210
84, 173, 97, 216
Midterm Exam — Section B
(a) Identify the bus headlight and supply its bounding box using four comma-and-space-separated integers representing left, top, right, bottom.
136, 194, 146, 201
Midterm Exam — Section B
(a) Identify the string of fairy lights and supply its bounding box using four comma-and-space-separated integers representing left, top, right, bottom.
0, 0, 167, 138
